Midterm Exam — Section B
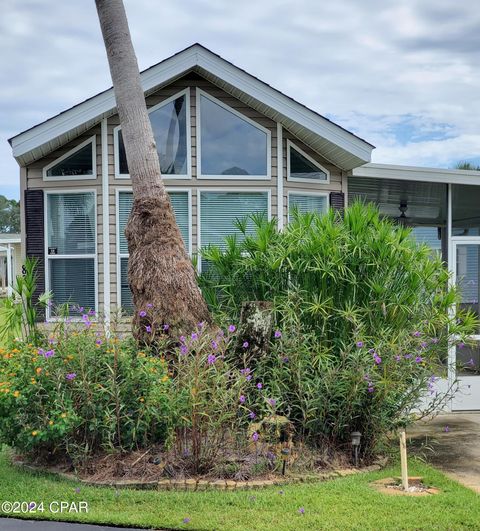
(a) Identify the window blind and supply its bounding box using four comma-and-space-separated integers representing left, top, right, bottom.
288, 194, 327, 221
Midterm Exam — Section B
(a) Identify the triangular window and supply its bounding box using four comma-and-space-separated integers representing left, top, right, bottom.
288, 142, 329, 182
44, 137, 95, 179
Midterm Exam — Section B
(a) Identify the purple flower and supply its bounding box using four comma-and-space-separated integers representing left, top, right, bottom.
48, 337, 55, 345
252, 431, 259, 442
96, 339, 102, 346
37, 348, 45, 356
274, 330, 282, 339
66, 373, 76, 381
239, 395, 246, 404
248, 411, 256, 419
139, 310, 147, 318
373, 353, 382, 365
394, 355, 401, 362
413, 331, 421, 337
415, 356, 423, 363
404, 354, 412, 359
367, 384, 374, 393
179, 335, 186, 343
44, 349, 55, 358
468, 358, 475, 366
431, 337, 439, 344
356, 341, 364, 348
183, 517, 191, 524
146, 303, 153, 308
444, 425, 449, 433
256, 382, 263, 390
298, 507, 305, 515
191, 332, 198, 341
282, 356, 289, 363
145, 325, 152, 333
268, 398, 277, 407
198, 321, 205, 329
458, 342, 465, 349
228, 325, 236, 333
82, 314, 89, 321
420, 341, 428, 349
211, 340, 218, 350
242, 341, 249, 348
180, 345, 188, 355
88, 309, 96, 316
207, 354, 216, 365
74, 487, 81, 494
163, 324, 169, 331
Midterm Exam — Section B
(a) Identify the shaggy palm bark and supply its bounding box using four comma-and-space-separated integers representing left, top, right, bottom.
95, 0, 210, 338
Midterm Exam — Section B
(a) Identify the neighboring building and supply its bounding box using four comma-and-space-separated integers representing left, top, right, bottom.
0, 233, 21, 296
8, 44, 480, 410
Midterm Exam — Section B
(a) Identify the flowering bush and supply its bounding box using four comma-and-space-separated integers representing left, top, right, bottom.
0, 315, 174, 464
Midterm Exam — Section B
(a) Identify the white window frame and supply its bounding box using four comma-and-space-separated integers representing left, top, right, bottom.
196, 88, 272, 180
286, 140, 330, 184
44, 189, 98, 321
114, 88, 191, 180
197, 188, 272, 272
287, 190, 329, 223
116, 187, 192, 309
43, 136, 97, 181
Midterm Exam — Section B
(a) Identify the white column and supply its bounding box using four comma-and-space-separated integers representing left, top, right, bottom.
101, 118, 111, 325
276, 123, 284, 230
6, 244, 13, 297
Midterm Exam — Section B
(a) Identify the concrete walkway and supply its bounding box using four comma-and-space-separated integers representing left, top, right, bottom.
0, 518, 154, 530
409, 413, 480, 493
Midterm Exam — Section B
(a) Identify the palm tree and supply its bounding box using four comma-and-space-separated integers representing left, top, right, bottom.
95, 0, 210, 339
454, 161, 480, 171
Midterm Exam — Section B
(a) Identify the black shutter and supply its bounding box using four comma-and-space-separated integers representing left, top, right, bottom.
330, 191, 345, 212
24, 189, 45, 318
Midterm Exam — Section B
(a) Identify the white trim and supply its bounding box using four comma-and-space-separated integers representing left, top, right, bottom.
277, 123, 284, 230
115, 187, 192, 310
286, 140, 330, 184
11, 45, 373, 167
287, 190, 329, 223
196, 88, 272, 180
114, 88, 191, 180
101, 119, 111, 323
197, 188, 272, 272
42, 136, 96, 181
44, 188, 98, 321
352, 163, 480, 186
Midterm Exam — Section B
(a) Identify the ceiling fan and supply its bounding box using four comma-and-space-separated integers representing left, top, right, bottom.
396, 200, 410, 226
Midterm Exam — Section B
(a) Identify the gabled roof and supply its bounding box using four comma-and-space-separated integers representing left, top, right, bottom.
9, 43, 374, 170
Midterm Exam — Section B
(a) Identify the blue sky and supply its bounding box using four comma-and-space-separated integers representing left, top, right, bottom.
2, 0, 480, 200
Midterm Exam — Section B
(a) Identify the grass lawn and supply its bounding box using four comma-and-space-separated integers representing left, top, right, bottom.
0, 449, 478, 530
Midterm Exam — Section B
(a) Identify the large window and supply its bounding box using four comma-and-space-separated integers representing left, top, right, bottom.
287, 141, 329, 183
46, 192, 96, 316
288, 192, 328, 221
43, 137, 96, 181
118, 190, 190, 311
452, 184, 480, 236
197, 91, 270, 179
199, 191, 269, 270
115, 91, 189, 178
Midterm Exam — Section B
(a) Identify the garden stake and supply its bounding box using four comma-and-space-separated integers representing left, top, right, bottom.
399, 429, 409, 491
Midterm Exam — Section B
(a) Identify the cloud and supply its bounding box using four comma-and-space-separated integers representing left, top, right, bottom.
1, 0, 480, 198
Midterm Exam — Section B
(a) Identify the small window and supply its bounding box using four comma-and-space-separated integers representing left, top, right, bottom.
46, 192, 96, 316
198, 91, 269, 178
118, 190, 190, 311
287, 141, 329, 183
199, 191, 269, 270
43, 137, 96, 180
288, 193, 328, 221
116, 92, 189, 177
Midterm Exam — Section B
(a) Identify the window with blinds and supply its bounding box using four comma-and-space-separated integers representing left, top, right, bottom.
46, 192, 96, 316
118, 190, 190, 311
199, 191, 269, 270
288, 193, 328, 221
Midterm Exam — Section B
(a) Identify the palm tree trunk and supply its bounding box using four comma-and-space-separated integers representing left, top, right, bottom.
95, 0, 210, 339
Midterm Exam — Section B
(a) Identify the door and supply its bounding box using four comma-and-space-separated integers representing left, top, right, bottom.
451, 241, 480, 410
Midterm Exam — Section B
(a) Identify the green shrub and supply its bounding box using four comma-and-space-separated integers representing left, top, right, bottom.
0, 316, 174, 464
199, 203, 478, 456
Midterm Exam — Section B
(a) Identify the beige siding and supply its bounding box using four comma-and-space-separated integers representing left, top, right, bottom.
23, 72, 343, 315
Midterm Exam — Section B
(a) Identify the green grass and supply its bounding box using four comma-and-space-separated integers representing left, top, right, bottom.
0, 449, 478, 530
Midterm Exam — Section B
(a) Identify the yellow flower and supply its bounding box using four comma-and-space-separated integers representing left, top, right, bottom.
30, 378, 36, 385
60, 413, 67, 418
36, 367, 42, 375
139, 397, 145, 402
11, 348, 20, 354
4, 389, 9, 394
138, 352, 146, 358
13, 391, 20, 398
161, 375, 169, 383
48, 420, 54, 426
67, 355, 74, 361
31, 357, 38, 363
31, 431, 38, 437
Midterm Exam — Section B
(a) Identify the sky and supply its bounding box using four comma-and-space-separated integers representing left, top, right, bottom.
1, 0, 480, 200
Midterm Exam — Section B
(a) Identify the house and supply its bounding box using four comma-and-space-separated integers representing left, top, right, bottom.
0, 233, 22, 296
8, 44, 480, 411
